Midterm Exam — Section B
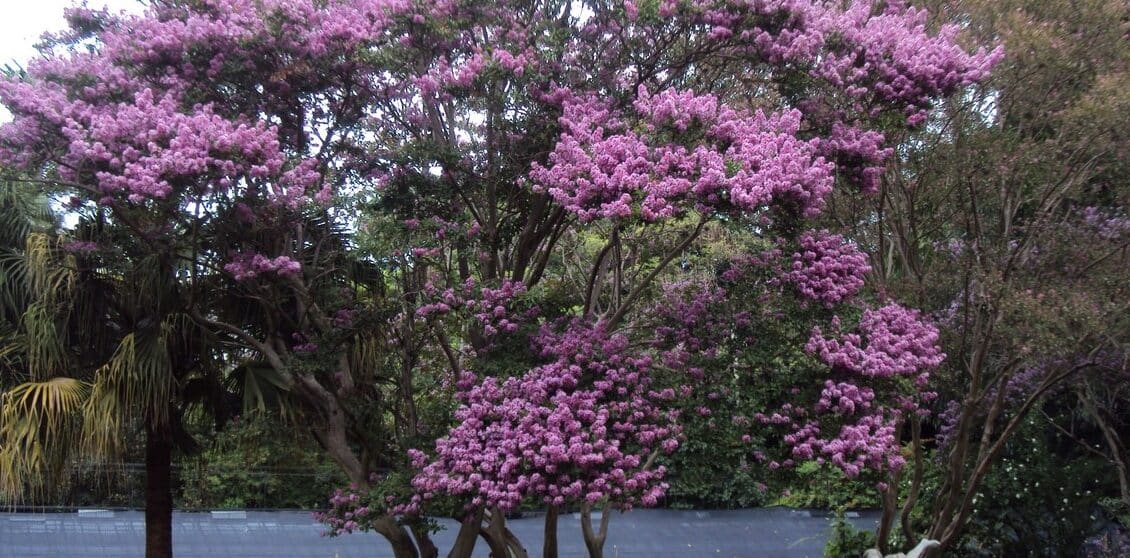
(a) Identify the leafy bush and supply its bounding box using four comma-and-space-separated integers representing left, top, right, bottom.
824, 509, 877, 558
949, 415, 1113, 557
772, 460, 879, 510
179, 415, 345, 509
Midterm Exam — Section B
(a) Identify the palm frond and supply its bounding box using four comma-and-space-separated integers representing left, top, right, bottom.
0, 248, 31, 318
228, 361, 293, 418
0, 182, 55, 248
24, 233, 73, 303
82, 332, 174, 460
19, 302, 67, 381
350, 333, 386, 386
0, 377, 88, 499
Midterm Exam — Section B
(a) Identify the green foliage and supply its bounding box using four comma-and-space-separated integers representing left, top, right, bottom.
824, 509, 877, 558
771, 460, 879, 510
662, 427, 768, 509
949, 415, 1113, 557
179, 415, 345, 509
1098, 498, 1130, 530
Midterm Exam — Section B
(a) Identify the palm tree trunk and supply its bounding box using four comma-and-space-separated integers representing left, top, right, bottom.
145, 425, 173, 558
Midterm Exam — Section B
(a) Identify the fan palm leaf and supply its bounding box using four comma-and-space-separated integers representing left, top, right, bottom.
0, 377, 88, 498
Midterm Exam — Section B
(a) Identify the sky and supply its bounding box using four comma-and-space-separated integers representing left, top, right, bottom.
0, 0, 142, 121
0, 0, 142, 69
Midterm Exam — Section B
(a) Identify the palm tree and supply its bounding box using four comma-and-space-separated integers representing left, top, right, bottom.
0, 181, 232, 558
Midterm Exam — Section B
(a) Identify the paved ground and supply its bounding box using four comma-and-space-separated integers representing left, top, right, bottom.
0, 508, 878, 557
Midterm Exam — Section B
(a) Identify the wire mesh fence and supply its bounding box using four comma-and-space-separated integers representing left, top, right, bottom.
5, 461, 346, 511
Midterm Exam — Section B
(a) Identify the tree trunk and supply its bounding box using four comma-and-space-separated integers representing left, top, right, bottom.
503, 526, 529, 558
446, 507, 483, 558
373, 515, 420, 558
580, 501, 613, 558
410, 520, 439, 558
480, 507, 510, 558
144, 426, 173, 558
900, 417, 926, 543
543, 505, 559, 558
876, 423, 903, 554
1080, 387, 1130, 507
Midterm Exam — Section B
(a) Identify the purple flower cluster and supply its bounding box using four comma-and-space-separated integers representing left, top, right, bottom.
782, 230, 870, 307
61, 240, 99, 254
0, 85, 305, 205
530, 87, 834, 222
1081, 206, 1130, 241
223, 252, 302, 281
415, 277, 533, 339
807, 304, 945, 385
750, 305, 944, 477
403, 322, 679, 513
0, 0, 422, 213
314, 486, 373, 536
651, 278, 731, 355
816, 123, 893, 193
686, 0, 1002, 121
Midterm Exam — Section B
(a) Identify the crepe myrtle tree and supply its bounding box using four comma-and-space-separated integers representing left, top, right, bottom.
0, 0, 996, 557
628, 233, 945, 554
323, 2, 993, 556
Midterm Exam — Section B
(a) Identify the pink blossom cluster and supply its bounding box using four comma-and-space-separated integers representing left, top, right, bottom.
402, 322, 679, 513
684, 0, 1003, 121
313, 486, 374, 536
782, 230, 870, 307
651, 278, 731, 354
747, 305, 944, 477
791, 414, 904, 477
530, 87, 834, 222
815, 381, 876, 416
806, 304, 945, 385
468, 279, 530, 337
397, 2, 547, 96
758, 395, 905, 477
0, 83, 315, 205
809, 1, 1004, 120
412, 44, 539, 95
223, 252, 302, 281
99, 0, 409, 71
816, 123, 893, 194
0, 0, 423, 212
414, 277, 533, 338
61, 240, 99, 254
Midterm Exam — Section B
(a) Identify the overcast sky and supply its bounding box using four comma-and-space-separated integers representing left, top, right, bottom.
0, 1, 143, 121
0, 0, 142, 68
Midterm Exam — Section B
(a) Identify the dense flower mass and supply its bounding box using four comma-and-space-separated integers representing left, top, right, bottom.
403, 322, 679, 513
807, 304, 945, 385
643, 0, 1002, 119
783, 230, 871, 306
816, 123, 893, 193
223, 252, 302, 281
530, 88, 835, 221
742, 305, 945, 478
415, 277, 533, 340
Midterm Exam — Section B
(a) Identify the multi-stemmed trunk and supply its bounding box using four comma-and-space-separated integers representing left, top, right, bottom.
579, 501, 613, 558
480, 507, 528, 558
